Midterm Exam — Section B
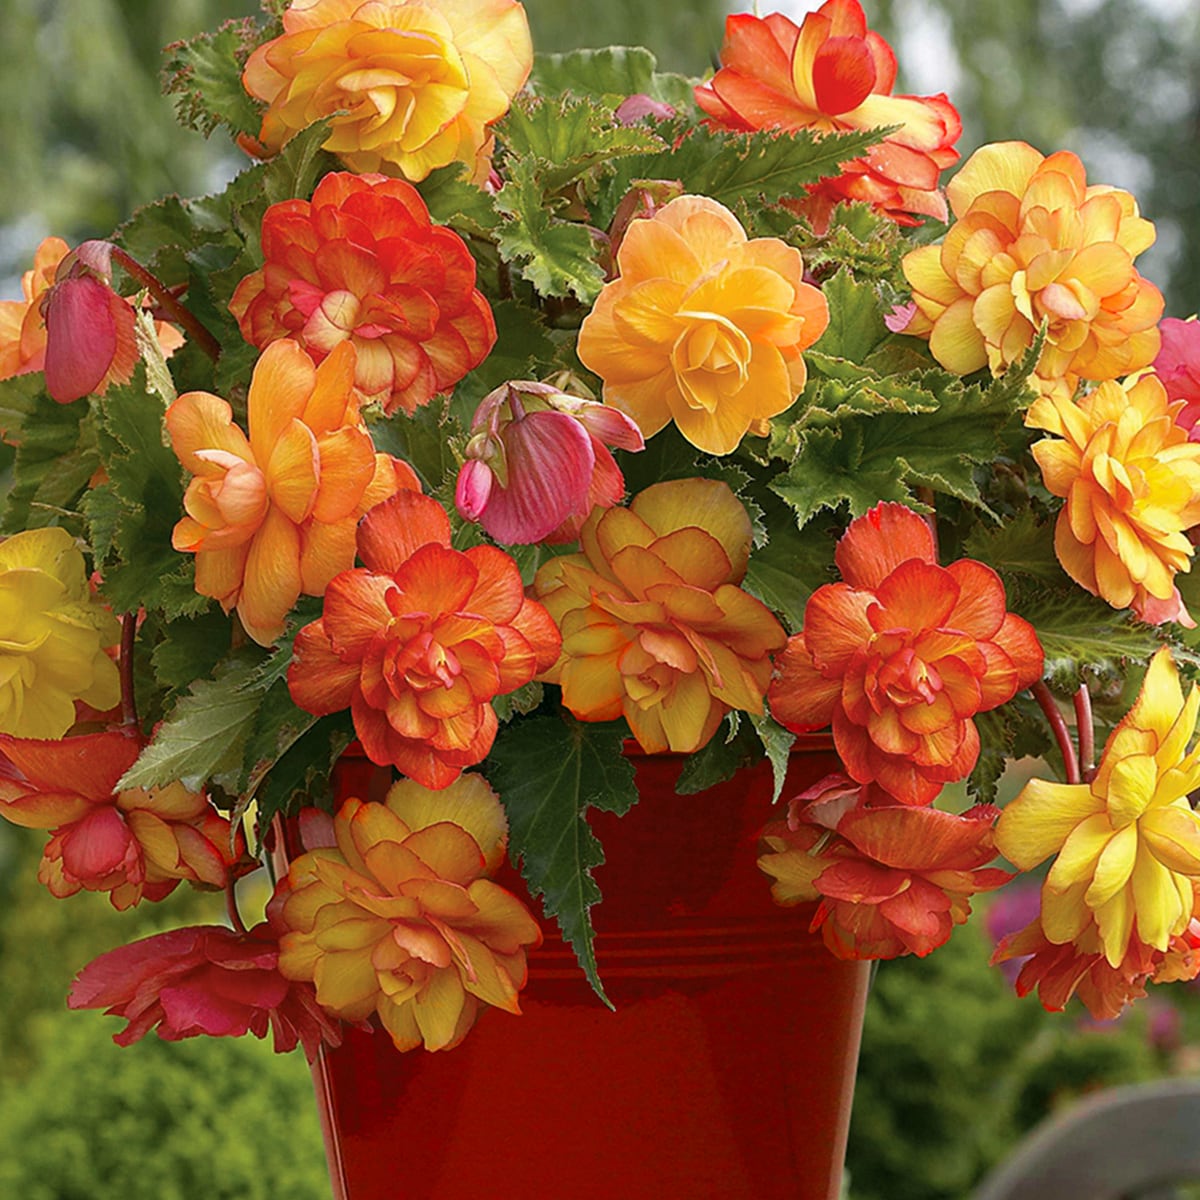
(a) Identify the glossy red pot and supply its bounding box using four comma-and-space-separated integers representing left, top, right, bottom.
285, 735, 870, 1200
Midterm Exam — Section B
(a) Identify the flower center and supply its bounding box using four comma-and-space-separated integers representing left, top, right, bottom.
671, 311, 753, 411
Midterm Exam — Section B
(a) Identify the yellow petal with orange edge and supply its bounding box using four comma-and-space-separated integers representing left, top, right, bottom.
929, 297, 988, 375
247, 340, 316, 464
462, 878, 542, 952
995, 776, 1102, 869
656, 669, 723, 753
266, 418, 320, 523
386, 774, 507, 874
278, 930, 323, 981
378, 993, 424, 1052
194, 543, 249, 608
1094, 886, 1135, 966
631, 478, 753, 580
946, 141, 1044, 217
166, 392, 253, 477
559, 654, 627, 722
1139, 805, 1200, 874
298, 518, 357, 597
1104, 752, 1158, 828
1084, 820, 1138, 908
312, 945, 380, 1019
301, 340, 358, 434
657, 195, 748, 270
124, 810, 182, 873
1130, 846, 1184, 951
237, 507, 303, 645
1046, 811, 1116, 891
456, 931, 521, 1013
412, 965, 470, 1050
614, 215, 701, 286
402, 822, 486, 887
346, 798, 415, 870
1040, 876, 1093, 944
313, 915, 390, 952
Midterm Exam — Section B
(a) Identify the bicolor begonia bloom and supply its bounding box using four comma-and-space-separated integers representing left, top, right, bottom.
241, 0, 532, 184
288, 489, 561, 788
901, 141, 1163, 397
1027, 374, 1200, 626
532, 478, 787, 754
0, 526, 121, 738
167, 339, 418, 646
768, 503, 1044, 806
229, 172, 496, 415
1152, 316, 1200, 440
693, 2, 961, 231
575, 194, 829, 455
455, 380, 645, 545
275, 777, 542, 1052
0, 729, 243, 909
992, 907, 1200, 1020
69, 908, 341, 1059
996, 647, 1200, 972
759, 774, 1010, 959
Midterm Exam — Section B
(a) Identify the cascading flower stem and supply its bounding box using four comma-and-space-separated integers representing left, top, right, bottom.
1074, 681, 1095, 782
107, 245, 220, 362
119, 612, 138, 728
225, 878, 247, 935
1031, 680, 1080, 785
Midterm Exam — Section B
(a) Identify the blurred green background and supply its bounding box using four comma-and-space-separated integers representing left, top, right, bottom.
3, 2, 1200, 1198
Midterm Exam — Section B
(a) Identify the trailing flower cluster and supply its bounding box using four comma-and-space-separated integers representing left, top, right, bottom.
2, 0, 1200, 1071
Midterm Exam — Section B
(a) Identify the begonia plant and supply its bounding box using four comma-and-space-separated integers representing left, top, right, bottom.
3, 0, 1200, 1067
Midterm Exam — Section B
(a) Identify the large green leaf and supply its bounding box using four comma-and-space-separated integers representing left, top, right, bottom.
529, 46, 694, 111
161, 18, 265, 139
484, 715, 639, 1006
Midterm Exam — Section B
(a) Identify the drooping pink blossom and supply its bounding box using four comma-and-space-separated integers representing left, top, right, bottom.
1153, 316, 1200, 440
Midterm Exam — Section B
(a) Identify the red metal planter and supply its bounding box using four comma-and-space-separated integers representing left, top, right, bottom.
290, 735, 870, 1200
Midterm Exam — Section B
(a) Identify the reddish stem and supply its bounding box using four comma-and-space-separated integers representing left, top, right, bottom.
225, 879, 247, 935
108, 245, 221, 362
1074, 681, 1096, 782
1032, 680, 1081, 785
119, 612, 138, 728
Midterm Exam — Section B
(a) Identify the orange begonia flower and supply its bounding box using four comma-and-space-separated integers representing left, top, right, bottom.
275, 777, 542, 1052
1027, 374, 1200, 625
229, 172, 496, 416
901, 141, 1163, 397
575, 194, 829, 455
993, 908, 1200, 1020
167, 339, 418, 646
996, 647, 1200, 971
287, 489, 561, 788
759, 774, 1010, 960
241, 0, 532, 184
694, 2, 961, 232
0, 236, 69, 379
0, 729, 245, 910
769, 503, 1044, 806
531, 478, 787, 755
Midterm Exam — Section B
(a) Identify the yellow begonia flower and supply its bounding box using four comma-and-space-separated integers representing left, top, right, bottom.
575, 194, 829, 455
996, 647, 1200, 967
902, 141, 1163, 399
0, 527, 121, 738
1027, 374, 1200, 624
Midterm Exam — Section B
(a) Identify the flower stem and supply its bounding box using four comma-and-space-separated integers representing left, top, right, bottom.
225, 879, 247, 935
108, 245, 221, 362
120, 612, 138, 728
1074, 681, 1096, 782
1031, 680, 1081, 784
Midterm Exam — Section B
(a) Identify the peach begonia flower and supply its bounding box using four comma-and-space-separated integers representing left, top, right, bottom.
992, 906, 1200, 1020
229, 172, 495, 416
1152, 316, 1200, 440
288, 489, 561, 789
455, 380, 645, 545
901, 141, 1163, 398
694, 2, 961, 232
166, 339, 418, 646
996, 647, 1200, 972
68, 901, 342, 1059
0, 729, 245, 910
241, 0, 532, 184
531, 478, 787, 755
275, 776, 542, 1052
759, 773, 1010, 960
0, 237, 183, 401
768, 503, 1044, 806
0, 526, 120, 738
575, 194, 829, 456
1027, 373, 1200, 626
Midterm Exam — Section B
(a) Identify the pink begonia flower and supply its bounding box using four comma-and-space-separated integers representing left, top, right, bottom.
1153, 316, 1200, 440
455, 381, 644, 545
69, 902, 342, 1060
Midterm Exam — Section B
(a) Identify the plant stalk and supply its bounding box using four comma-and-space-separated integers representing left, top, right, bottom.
1031, 680, 1081, 785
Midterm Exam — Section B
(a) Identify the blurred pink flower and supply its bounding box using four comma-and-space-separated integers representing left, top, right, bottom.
1153, 316, 1200, 440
